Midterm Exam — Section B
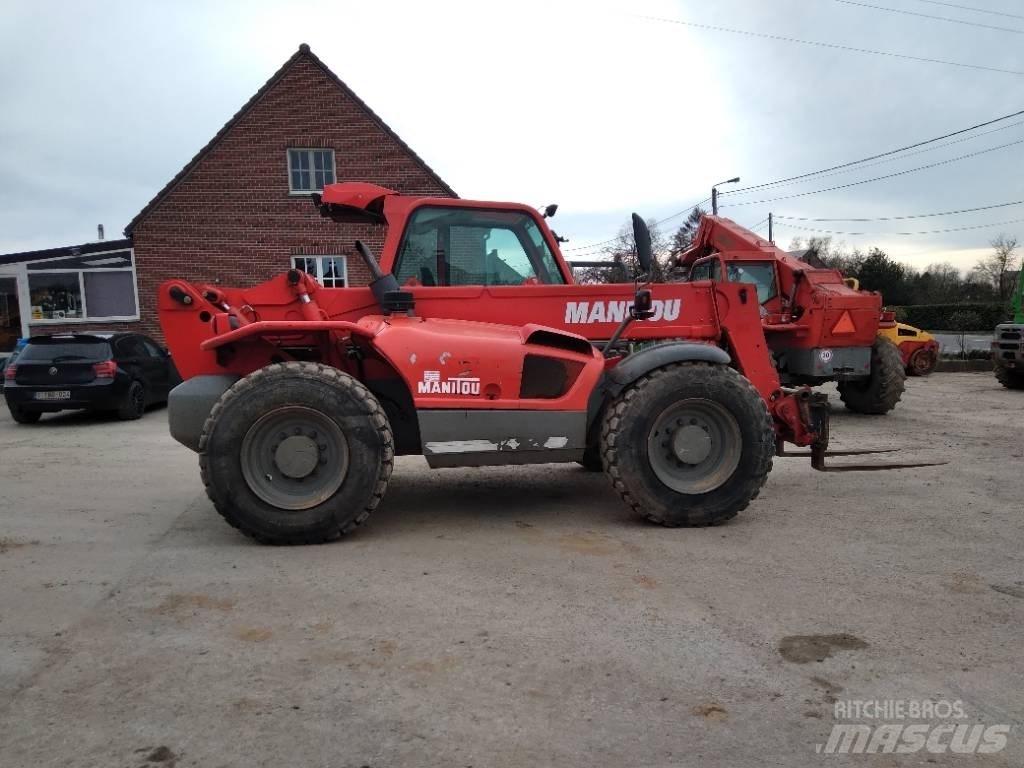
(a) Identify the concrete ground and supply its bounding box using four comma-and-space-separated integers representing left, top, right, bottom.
0, 372, 1022, 767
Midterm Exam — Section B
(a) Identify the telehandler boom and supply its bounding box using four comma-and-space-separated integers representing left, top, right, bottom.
678, 216, 906, 414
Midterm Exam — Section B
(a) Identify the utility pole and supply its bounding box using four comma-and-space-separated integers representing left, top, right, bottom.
768, 212, 773, 244
711, 177, 740, 216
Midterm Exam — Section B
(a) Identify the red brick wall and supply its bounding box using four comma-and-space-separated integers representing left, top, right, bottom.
130, 54, 453, 341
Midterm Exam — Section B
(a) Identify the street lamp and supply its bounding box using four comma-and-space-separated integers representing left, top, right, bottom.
711, 176, 741, 216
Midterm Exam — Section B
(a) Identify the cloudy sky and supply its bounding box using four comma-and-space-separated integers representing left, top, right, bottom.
2, 0, 1022, 271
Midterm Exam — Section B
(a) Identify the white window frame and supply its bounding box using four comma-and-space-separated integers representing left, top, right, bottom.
26, 248, 141, 325
287, 148, 336, 195
291, 256, 348, 288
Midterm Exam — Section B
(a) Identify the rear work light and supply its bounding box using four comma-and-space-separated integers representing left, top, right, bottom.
93, 360, 118, 379
3, 364, 15, 381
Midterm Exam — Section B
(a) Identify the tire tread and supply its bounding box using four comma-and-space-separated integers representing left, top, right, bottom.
198, 362, 393, 544
600, 362, 774, 527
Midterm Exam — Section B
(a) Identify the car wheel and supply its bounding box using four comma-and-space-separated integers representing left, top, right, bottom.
117, 381, 146, 420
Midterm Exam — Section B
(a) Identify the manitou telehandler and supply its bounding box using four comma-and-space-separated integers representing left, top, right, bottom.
159, 183, 938, 545
678, 216, 906, 414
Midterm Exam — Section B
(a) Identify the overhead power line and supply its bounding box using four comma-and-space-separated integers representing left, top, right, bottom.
775, 199, 1024, 222
727, 119, 1024, 195
720, 137, 1024, 207
774, 216, 1024, 236
831, 0, 1024, 34
723, 107, 1024, 195
635, 14, 1024, 76
913, 0, 1024, 21
564, 197, 711, 255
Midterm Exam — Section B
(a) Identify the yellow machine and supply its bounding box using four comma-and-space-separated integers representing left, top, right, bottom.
842, 277, 938, 377
878, 323, 939, 376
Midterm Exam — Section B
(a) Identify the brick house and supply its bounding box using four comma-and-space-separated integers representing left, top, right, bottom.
0, 43, 454, 352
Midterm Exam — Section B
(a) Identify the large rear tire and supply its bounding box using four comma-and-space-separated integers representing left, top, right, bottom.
600, 362, 774, 527
837, 338, 905, 414
995, 365, 1024, 390
199, 362, 394, 545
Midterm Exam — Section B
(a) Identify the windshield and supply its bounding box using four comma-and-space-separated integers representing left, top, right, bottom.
18, 339, 112, 363
395, 206, 566, 286
725, 262, 777, 304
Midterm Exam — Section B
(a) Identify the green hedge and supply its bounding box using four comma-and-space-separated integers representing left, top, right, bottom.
891, 303, 1008, 330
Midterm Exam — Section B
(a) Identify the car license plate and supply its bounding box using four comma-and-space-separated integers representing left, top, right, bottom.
34, 390, 71, 401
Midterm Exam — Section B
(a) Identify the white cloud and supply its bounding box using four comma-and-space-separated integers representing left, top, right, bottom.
0, 0, 1022, 264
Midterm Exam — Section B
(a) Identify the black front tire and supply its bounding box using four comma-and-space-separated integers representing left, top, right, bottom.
837, 338, 906, 414
600, 362, 774, 527
8, 404, 42, 424
199, 362, 394, 545
995, 365, 1024, 390
117, 381, 146, 420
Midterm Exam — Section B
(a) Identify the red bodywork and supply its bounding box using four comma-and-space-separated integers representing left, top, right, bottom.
895, 337, 940, 373
678, 217, 893, 362
158, 184, 827, 448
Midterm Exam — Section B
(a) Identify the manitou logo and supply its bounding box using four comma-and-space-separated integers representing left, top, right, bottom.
564, 299, 682, 324
417, 370, 481, 396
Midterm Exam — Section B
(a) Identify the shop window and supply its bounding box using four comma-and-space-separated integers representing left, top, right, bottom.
29, 273, 83, 321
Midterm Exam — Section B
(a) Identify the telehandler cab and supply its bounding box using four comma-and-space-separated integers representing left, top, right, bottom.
159, 183, 938, 545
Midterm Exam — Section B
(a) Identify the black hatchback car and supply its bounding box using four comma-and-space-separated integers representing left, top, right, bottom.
3, 333, 179, 424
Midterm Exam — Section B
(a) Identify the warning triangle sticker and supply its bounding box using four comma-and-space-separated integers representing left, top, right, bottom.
832, 311, 856, 334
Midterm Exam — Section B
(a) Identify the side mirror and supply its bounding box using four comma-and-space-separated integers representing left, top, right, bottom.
633, 288, 654, 320
543, 204, 558, 219
631, 213, 652, 274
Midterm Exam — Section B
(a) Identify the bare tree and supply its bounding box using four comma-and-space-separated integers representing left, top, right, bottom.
577, 217, 670, 284
916, 262, 963, 304
947, 309, 983, 359
971, 234, 1019, 302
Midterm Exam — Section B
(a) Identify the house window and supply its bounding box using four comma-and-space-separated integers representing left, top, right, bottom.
291, 256, 347, 288
288, 149, 335, 193
27, 249, 139, 322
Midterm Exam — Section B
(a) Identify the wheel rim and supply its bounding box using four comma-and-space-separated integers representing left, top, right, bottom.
240, 406, 349, 511
646, 398, 743, 494
911, 350, 934, 375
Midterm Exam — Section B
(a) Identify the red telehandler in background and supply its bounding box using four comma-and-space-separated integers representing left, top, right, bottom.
159, 183, 938, 545
677, 216, 906, 414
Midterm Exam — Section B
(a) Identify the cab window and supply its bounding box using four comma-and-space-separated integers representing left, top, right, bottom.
689, 259, 721, 282
394, 207, 566, 286
725, 262, 778, 304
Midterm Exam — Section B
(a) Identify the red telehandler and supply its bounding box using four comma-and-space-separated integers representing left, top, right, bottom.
159, 183, 937, 545
678, 216, 906, 414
